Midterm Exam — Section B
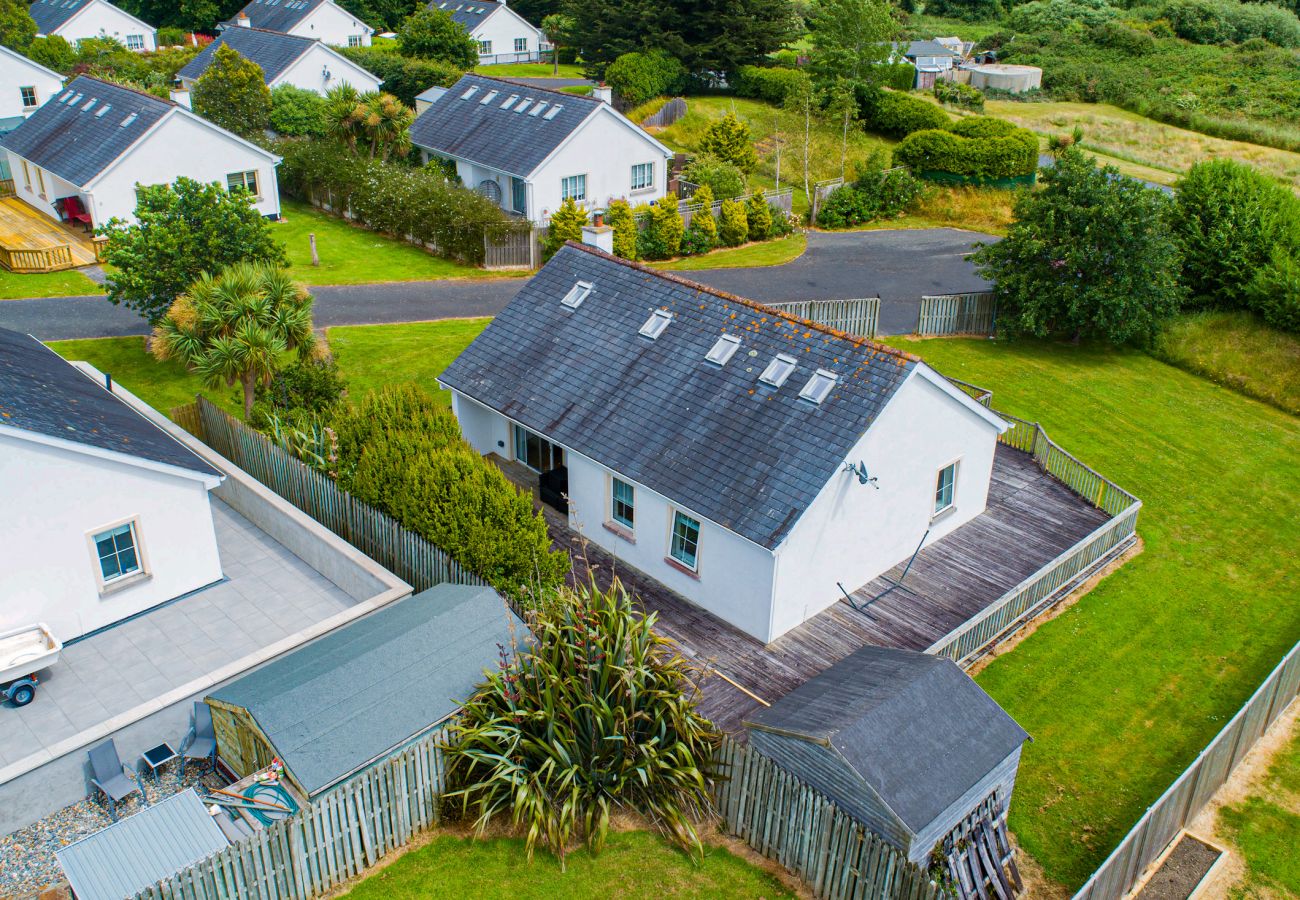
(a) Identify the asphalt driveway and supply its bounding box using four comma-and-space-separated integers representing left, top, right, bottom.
0, 228, 995, 340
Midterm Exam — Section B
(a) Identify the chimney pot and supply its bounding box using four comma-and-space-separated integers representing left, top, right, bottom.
581, 223, 614, 254
592, 83, 612, 105
236, 11, 251, 25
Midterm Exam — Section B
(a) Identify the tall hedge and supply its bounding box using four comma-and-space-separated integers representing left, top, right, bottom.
276, 141, 513, 265
337, 46, 461, 107
332, 385, 569, 599
858, 87, 951, 137
893, 123, 1039, 178
604, 50, 687, 108
733, 65, 812, 103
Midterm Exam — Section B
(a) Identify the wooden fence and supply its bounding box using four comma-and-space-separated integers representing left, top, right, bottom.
0, 242, 73, 273
677, 187, 794, 231
714, 738, 939, 900
132, 727, 445, 899
809, 178, 845, 224
1074, 640, 1300, 900
186, 398, 487, 594
643, 97, 688, 127
483, 225, 542, 269
766, 297, 880, 339
917, 292, 997, 337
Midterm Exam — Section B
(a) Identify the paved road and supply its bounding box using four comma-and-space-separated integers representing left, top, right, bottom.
0, 228, 994, 340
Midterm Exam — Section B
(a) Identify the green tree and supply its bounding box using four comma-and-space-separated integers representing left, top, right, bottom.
356, 91, 415, 160
544, 197, 588, 258
323, 84, 364, 151
606, 198, 638, 259
718, 198, 749, 246
191, 44, 272, 139
971, 148, 1184, 345
637, 197, 684, 259
397, 7, 478, 67
746, 192, 773, 240
25, 35, 75, 71
682, 156, 746, 198
699, 112, 759, 173
604, 49, 687, 108
808, 0, 896, 87
152, 263, 316, 419
269, 84, 328, 137
540, 12, 576, 76
690, 184, 718, 246
0, 0, 37, 50
99, 178, 289, 324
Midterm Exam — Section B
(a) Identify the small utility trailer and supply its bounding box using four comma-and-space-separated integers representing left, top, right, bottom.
0, 623, 62, 707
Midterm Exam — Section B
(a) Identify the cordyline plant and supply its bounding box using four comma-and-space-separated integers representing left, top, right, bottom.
441, 579, 721, 866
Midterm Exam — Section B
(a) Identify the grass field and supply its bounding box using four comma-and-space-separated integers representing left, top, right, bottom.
339, 830, 795, 899
881, 336, 1300, 889
48, 337, 243, 416
328, 319, 490, 403
1216, 718, 1300, 897
472, 62, 586, 79
0, 267, 102, 300
859, 186, 1018, 236
652, 233, 806, 271
1154, 311, 1300, 418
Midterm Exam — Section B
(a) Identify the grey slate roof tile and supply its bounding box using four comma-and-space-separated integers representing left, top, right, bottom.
29, 0, 93, 34
746, 645, 1030, 832
0, 326, 220, 477
438, 243, 919, 549
426, 0, 502, 32
224, 0, 325, 33
409, 73, 600, 178
0, 76, 170, 187
178, 26, 315, 83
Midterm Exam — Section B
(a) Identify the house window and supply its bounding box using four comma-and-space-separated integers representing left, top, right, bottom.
93, 521, 142, 584
34, 167, 45, 198
798, 369, 837, 404
125, 34, 145, 50
560, 174, 586, 202
934, 462, 958, 515
227, 170, 259, 197
478, 39, 492, 54
348, 34, 363, 47
513, 423, 563, 472
611, 478, 635, 529
20, 86, 38, 108
514, 37, 527, 52
511, 177, 528, 214
669, 511, 701, 571
630, 162, 654, 192
20, 159, 31, 190
706, 334, 741, 366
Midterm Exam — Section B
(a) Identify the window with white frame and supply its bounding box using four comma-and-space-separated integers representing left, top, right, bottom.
514, 37, 527, 52
125, 34, 145, 49
348, 34, 363, 47
630, 162, 654, 192
226, 170, 259, 196
20, 159, 31, 190
34, 166, 45, 198
705, 333, 741, 366
478, 39, 492, 54
638, 309, 672, 339
759, 353, 797, 387
20, 86, 38, 108
798, 369, 837, 404
92, 521, 143, 585
561, 174, 586, 201
670, 511, 701, 570
934, 462, 958, 515
611, 478, 634, 530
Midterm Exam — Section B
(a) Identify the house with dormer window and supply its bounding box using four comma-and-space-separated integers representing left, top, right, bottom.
410, 74, 671, 223
430, 0, 546, 64
28, 0, 157, 51
0, 45, 63, 134
176, 25, 382, 98
221, 0, 373, 48
439, 238, 1009, 642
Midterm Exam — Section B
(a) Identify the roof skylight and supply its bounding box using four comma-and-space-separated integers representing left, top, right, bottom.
500, 94, 519, 110
542, 104, 562, 120
82, 98, 96, 111
94, 104, 111, 118
560, 280, 593, 309
759, 354, 797, 387
461, 86, 479, 100
705, 334, 741, 366
528, 101, 547, 117
479, 89, 499, 105
515, 100, 532, 114
639, 309, 672, 340
120, 112, 137, 128
798, 369, 838, 404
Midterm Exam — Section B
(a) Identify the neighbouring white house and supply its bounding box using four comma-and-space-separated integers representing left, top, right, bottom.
0, 76, 282, 228
890, 39, 960, 89
439, 240, 1008, 643
28, 0, 157, 51
221, 0, 373, 48
175, 26, 382, 98
431, 0, 547, 65
0, 327, 225, 642
0, 45, 64, 135
410, 74, 672, 223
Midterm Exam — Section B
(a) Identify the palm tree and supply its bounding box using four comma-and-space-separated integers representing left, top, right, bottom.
152, 263, 316, 419
357, 91, 414, 161
324, 84, 364, 152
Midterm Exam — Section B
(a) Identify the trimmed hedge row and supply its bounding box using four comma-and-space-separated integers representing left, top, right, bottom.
858, 87, 951, 137
893, 116, 1039, 179
337, 46, 461, 107
733, 65, 812, 103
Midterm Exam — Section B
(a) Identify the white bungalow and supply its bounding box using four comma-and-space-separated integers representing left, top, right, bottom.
0, 45, 63, 134
28, 0, 157, 51
222, 0, 374, 48
175, 26, 382, 98
432, 0, 547, 65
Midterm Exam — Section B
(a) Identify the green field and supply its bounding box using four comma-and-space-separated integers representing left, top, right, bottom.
1217, 718, 1300, 897
652, 234, 806, 271
0, 267, 102, 300
472, 62, 586, 79
49, 337, 243, 416
328, 319, 491, 403
1155, 311, 1300, 418
883, 336, 1300, 889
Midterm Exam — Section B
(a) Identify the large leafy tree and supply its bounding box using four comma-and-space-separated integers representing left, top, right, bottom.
0, 0, 37, 50
99, 177, 289, 324
971, 148, 1184, 345
192, 44, 272, 139
152, 263, 316, 419
807, 0, 896, 87
397, 7, 478, 67
699, 111, 758, 173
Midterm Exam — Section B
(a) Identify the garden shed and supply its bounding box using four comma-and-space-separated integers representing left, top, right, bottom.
206, 584, 522, 798
964, 64, 1042, 94
745, 645, 1029, 893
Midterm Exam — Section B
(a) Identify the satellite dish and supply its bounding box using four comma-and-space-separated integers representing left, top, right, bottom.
843, 460, 879, 489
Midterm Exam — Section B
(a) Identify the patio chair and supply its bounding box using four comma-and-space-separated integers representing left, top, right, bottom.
87, 738, 147, 821
58, 196, 93, 232
179, 701, 217, 779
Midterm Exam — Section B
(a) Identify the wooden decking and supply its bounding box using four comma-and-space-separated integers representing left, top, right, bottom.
507, 444, 1112, 735
0, 197, 100, 272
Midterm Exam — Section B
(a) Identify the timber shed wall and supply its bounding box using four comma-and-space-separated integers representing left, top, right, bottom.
909, 746, 1022, 865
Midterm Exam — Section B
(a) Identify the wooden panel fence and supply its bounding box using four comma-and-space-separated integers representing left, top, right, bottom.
917, 292, 997, 337
0, 241, 73, 273
642, 97, 688, 127
766, 297, 880, 339
184, 398, 487, 594
483, 225, 542, 269
1074, 641, 1300, 900
809, 178, 845, 224
678, 187, 794, 231
713, 738, 939, 900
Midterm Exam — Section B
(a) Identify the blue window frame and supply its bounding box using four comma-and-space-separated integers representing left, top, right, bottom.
611, 478, 635, 529
670, 511, 700, 570
94, 522, 140, 582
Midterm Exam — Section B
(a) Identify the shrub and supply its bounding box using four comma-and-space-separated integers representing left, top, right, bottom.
1160, 0, 1300, 47
191, 44, 271, 139
815, 167, 925, 227
157, 26, 186, 46
252, 358, 347, 451
543, 198, 587, 259
699, 112, 759, 173
637, 198, 685, 260
604, 49, 687, 108
681, 155, 746, 199
934, 80, 985, 110
333, 385, 569, 597
948, 115, 1018, 139
689, 184, 718, 246
270, 84, 328, 137
717, 198, 749, 246
859, 88, 951, 138
893, 125, 1039, 178
338, 47, 461, 107
1008, 0, 1118, 33
733, 65, 812, 104
768, 205, 796, 236
442, 579, 719, 861
746, 193, 772, 240
26, 35, 74, 71
1245, 250, 1300, 332
606, 198, 637, 259
397, 7, 479, 66
882, 62, 918, 91
1086, 21, 1157, 55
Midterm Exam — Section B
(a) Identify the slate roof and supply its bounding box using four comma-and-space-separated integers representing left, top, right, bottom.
208, 585, 522, 796
425, 0, 503, 32
29, 0, 93, 34
0, 76, 172, 187
0, 326, 220, 478
409, 73, 604, 178
438, 243, 920, 549
178, 26, 316, 84
896, 39, 959, 58
224, 0, 327, 33
746, 645, 1029, 832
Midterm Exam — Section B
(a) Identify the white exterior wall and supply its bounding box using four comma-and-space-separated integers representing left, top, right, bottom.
292, 1, 373, 46
770, 369, 1001, 639
0, 50, 63, 121
53, 0, 157, 51
0, 432, 223, 642
5, 150, 81, 222
273, 44, 382, 95
470, 6, 542, 61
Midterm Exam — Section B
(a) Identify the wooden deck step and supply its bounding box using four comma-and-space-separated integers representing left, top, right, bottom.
0, 196, 99, 272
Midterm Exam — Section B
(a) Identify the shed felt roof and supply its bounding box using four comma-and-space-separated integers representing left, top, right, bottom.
178, 26, 315, 83
224, 0, 326, 33
208, 585, 521, 795
0, 326, 220, 477
0, 76, 171, 187
438, 243, 919, 549
29, 0, 93, 34
408, 73, 602, 178
56, 789, 229, 900
745, 645, 1029, 832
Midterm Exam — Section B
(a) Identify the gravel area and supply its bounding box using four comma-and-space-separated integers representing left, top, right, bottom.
1135, 834, 1222, 900
0, 763, 229, 899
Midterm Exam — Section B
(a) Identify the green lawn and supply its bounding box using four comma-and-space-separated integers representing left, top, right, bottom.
652, 234, 806, 271
276, 199, 520, 285
1217, 719, 1300, 897
339, 830, 795, 899
48, 337, 242, 416
0, 267, 102, 299
328, 319, 492, 403
472, 62, 586, 79
881, 337, 1300, 889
